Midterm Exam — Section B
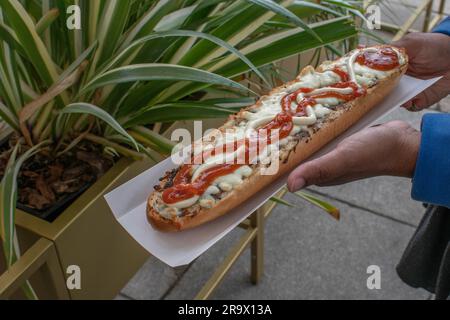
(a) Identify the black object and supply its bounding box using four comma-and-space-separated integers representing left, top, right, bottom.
17, 182, 92, 222
397, 205, 450, 300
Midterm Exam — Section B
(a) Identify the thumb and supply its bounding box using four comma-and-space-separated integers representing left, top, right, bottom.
402, 95, 426, 112
287, 149, 347, 192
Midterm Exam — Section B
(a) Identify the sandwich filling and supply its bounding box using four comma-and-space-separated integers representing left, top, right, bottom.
153, 46, 406, 219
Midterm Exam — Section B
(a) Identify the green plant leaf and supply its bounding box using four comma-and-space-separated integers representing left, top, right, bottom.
87, 0, 101, 44
57, 41, 98, 83
176, 0, 280, 68
246, 0, 322, 42
0, 141, 50, 268
91, 0, 131, 67
154, 4, 197, 32
168, 17, 356, 101
59, 103, 138, 150
119, 0, 178, 50
215, 17, 357, 76
293, 191, 340, 220
321, 0, 362, 11
19, 60, 88, 133
103, 30, 271, 87
0, 139, 42, 301
0, 0, 63, 96
81, 63, 256, 96
201, 97, 257, 108
270, 196, 297, 208
129, 125, 175, 155
124, 101, 237, 127
0, 99, 20, 131
292, 0, 343, 17
35, 8, 59, 35
357, 27, 387, 44
0, 21, 27, 57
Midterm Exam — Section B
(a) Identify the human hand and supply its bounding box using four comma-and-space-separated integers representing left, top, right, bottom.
287, 121, 421, 191
392, 32, 450, 111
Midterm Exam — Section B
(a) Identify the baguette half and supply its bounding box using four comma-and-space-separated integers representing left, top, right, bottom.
147, 45, 408, 232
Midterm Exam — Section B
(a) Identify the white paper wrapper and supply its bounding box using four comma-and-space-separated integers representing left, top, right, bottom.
105, 75, 441, 267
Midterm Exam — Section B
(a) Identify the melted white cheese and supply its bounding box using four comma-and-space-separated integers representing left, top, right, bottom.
292, 106, 317, 126
168, 196, 200, 210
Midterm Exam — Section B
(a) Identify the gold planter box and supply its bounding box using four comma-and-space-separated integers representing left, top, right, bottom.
1, 157, 160, 300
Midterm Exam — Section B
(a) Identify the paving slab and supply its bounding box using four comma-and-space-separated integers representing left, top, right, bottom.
439, 95, 450, 113
379, 1, 427, 31
120, 255, 189, 300
390, 0, 450, 15
165, 193, 430, 300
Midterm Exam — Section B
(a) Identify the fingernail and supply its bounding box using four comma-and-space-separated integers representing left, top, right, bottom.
290, 177, 306, 191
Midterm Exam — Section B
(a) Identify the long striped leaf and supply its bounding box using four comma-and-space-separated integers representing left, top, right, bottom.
160, 17, 356, 103
213, 17, 357, 77
119, 0, 177, 50
87, 0, 131, 77
0, 0, 62, 92
294, 191, 340, 220
1, 141, 49, 268
177, 1, 280, 69
0, 141, 48, 300
246, 0, 322, 42
129, 126, 175, 155
124, 102, 237, 127
81, 64, 255, 96
103, 30, 270, 87
0, 52, 22, 113
270, 196, 297, 208
292, 0, 344, 17
0, 144, 19, 260
20, 61, 88, 124
59, 103, 138, 150
0, 9, 23, 112
35, 8, 59, 35
201, 97, 257, 108
87, 0, 101, 44
0, 21, 27, 57
322, 0, 362, 11
57, 41, 98, 83
154, 5, 197, 32
0, 100, 20, 131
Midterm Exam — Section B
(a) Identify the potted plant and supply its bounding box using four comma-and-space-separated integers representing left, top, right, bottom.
0, 0, 363, 299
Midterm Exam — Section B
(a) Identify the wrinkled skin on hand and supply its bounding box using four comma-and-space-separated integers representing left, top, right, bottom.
393, 32, 450, 111
287, 121, 421, 191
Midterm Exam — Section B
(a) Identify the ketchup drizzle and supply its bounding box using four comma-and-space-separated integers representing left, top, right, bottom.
356, 47, 400, 71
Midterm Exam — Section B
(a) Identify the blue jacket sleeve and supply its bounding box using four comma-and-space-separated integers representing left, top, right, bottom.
432, 16, 450, 36
411, 114, 450, 208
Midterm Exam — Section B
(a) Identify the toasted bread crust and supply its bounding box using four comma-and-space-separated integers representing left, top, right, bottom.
147, 46, 408, 232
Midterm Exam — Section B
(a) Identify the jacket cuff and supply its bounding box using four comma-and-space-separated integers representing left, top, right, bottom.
412, 113, 450, 208
432, 16, 450, 36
